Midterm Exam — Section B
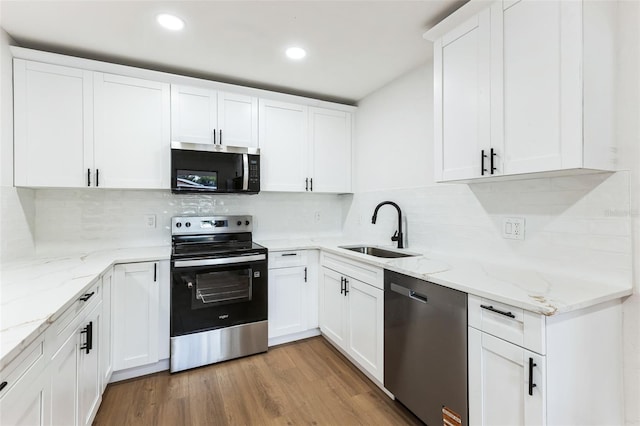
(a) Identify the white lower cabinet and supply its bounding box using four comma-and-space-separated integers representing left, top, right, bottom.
319, 253, 384, 383
468, 295, 623, 426
0, 337, 47, 426
113, 260, 169, 372
267, 250, 319, 344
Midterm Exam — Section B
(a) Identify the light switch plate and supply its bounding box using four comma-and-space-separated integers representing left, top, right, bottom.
503, 217, 525, 240
144, 214, 156, 229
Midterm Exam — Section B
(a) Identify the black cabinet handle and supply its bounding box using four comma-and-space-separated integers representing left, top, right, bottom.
305, 178, 309, 191
304, 267, 307, 282
481, 150, 488, 175
96, 169, 99, 187
213, 129, 217, 144
79, 291, 95, 302
490, 148, 497, 174
310, 178, 313, 192
344, 278, 349, 296
528, 357, 537, 395
340, 277, 345, 294
87, 168, 91, 187
219, 129, 223, 145
0, 381, 7, 392
154, 263, 157, 282
281, 253, 297, 257
80, 321, 93, 354
481, 304, 516, 319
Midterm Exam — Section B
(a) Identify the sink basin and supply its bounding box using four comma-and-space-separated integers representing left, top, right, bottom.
339, 245, 417, 258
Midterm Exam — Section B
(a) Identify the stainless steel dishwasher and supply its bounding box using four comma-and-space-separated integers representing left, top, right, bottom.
384, 270, 467, 426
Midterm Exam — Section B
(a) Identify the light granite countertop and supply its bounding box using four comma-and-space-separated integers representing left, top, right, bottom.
1, 246, 171, 369
0, 239, 632, 369
259, 238, 633, 317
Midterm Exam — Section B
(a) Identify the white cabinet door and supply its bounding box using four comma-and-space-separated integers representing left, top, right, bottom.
497, 0, 581, 175
319, 267, 348, 349
308, 107, 352, 193
218, 92, 258, 148
469, 328, 546, 426
434, 10, 491, 181
0, 372, 47, 426
346, 278, 384, 382
13, 59, 93, 188
258, 99, 308, 192
100, 268, 113, 390
49, 331, 78, 426
113, 262, 160, 370
171, 85, 217, 144
77, 302, 102, 426
268, 266, 307, 338
94, 73, 170, 189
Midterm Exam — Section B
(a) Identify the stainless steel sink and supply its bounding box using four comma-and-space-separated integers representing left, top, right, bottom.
339, 245, 418, 258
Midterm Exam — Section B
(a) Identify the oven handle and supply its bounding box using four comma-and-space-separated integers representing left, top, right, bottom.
173, 254, 266, 268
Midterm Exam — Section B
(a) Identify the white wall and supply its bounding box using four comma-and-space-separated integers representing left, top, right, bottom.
349, 5, 639, 422
33, 189, 345, 253
0, 29, 35, 262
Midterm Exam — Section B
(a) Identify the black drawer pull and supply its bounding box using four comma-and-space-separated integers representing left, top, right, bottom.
0, 381, 7, 392
281, 253, 297, 257
80, 321, 93, 354
79, 291, 95, 302
480, 304, 515, 319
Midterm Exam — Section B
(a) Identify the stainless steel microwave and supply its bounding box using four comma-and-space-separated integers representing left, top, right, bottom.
171, 142, 260, 194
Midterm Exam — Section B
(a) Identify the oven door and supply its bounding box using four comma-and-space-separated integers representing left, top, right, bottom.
171, 253, 267, 337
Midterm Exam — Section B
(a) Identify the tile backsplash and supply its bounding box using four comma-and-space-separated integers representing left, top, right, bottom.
342, 171, 632, 284
34, 189, 346, 252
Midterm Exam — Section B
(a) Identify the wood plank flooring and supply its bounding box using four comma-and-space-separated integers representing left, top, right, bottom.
94, 336, 422, 426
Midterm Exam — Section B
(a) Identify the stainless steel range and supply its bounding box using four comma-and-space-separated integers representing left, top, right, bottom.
170, 215, 268, 373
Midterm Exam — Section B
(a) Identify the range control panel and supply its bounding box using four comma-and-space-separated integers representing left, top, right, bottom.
171, 215, 253, 235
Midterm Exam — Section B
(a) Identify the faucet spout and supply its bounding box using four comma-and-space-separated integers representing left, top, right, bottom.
371, 201, 404, 249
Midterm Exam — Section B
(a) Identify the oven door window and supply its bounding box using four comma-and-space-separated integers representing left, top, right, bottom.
192, 268, 252, 309
171, 261, 267, 336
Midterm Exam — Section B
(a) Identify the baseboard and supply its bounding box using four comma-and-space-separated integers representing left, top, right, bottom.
268, 328, 321, 347
109, 359, 170, 383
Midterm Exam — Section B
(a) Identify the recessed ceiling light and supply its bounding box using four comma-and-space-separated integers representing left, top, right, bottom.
285, 47, 307, 60
157, 13, 185, 31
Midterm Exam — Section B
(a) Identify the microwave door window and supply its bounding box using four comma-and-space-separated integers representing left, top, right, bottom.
177, 169, 218, 190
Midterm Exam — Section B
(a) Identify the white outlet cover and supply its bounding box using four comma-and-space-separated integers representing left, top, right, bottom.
144, 214, 156, 229
503, 217, 525, 240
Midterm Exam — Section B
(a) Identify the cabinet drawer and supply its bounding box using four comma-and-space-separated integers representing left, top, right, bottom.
0, 336, 45, 400
269, 250, 308, 269
47, 279, 101, 358
468, 295, 545, 355
321, 252, 383, 290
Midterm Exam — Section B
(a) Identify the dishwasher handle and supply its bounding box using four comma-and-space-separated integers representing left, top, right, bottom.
390, 282, 428, 304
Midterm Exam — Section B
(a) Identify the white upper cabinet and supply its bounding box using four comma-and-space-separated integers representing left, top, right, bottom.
94, 73, 170, 189
171, 84, 258, 147
13, 60, 93, 187
308, 107, 352, 193
433, 10, 491, 181
259, 100, 352, 193
427, 0, 617, 182
259, 99, 308, 192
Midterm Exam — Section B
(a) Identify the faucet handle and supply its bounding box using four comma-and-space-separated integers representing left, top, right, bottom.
391, 230, 399, 242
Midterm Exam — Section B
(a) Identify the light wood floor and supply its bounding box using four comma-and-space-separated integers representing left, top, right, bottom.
94, 336, 422, 426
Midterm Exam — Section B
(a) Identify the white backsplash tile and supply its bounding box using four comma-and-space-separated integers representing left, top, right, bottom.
343, 171, 632, 284
34, 189, 346, 252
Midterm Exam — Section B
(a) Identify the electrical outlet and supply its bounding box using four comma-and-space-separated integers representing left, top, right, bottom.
144, 214, 156, 229
314, 211, 321, 222
503, 217, 525, 240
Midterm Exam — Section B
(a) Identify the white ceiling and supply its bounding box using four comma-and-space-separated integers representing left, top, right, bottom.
0, 1, 465, 104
